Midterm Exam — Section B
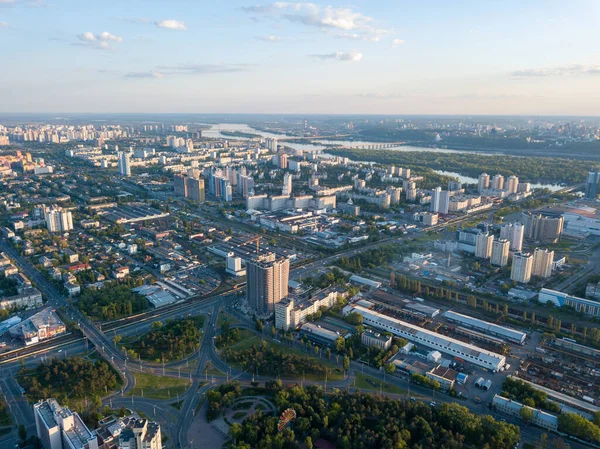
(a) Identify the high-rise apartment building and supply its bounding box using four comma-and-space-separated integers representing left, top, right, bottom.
247, 252, 290, 316
174, 174, 188, 197
117, 151, 131, 176
500, 222, 524, 252
585, 171, 600, 199
491, 238, 510, 267
492, 174, 504, 190
475, 232, 494, 259
282, 173, 293, 196
522, 212, 564, 243
187, 177, 205, 203
404, 181, 417, 202
478, 173, 490, 192
532, 248, 554, 279
34, 398, 98, 449
430, 187, 449, 214
448, 180, 462, 192
511, 253, 533, 284
505, 175, 519, 194
45, 208, 73, 233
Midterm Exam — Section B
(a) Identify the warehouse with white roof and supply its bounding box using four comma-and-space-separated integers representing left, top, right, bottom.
443, 310, 527, 345
344, 304, 506, 371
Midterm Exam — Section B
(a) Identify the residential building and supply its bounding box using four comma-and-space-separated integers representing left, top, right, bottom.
274, 287, 345, 331
118, 417, 162, 449
247, 252, 290, 316
585, 171, 600, 199
492, 174, 504, 190
532, 248, 554, 279
491, 238, 510, 267
187, 176, 205, 203
34, 398, 98, 449
478, 173, 490, 192
500, 222, 524, 252
282, 173, 292, 196
492, 395, 558, 431
475, 232, 493, 259
522, 212, 564, 243
505, 175, 519, 194
117, 151, 131, 177
45, 208, 73, 233
511, 252, 533, 284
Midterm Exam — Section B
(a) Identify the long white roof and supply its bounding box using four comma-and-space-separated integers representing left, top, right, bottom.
443, 310, 526, 343
348, 304, 506, 370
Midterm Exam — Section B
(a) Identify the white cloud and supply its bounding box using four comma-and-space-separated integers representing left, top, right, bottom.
512, 64, 600, 77
257, 35, 281, 42
392, 38, 405, 47
125, 71, 165, 79
310, 50, 363, 62
156, 63, 249, 74
245, 3, 387, 41
0, 21, 8, 27
155, 19, 187, 30
76, 31, 123, 50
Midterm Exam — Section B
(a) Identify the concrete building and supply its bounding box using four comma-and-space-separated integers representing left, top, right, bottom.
187, 177, 205, 203
45, 208, 73, 233
426, 365, 458, 391
0, 287, 43, 309
505, 175, 519, 194
361, 328, 393, 350
117, 417, 162, 449
282, 173, 292, 196
538, 288, 600, 317
478, 173, 490, 192
117, 151, 131, 177
344, 304, 506, 371
34, 398, 98, 449
475, 232, 493, 259
9, 308, 66, 345
490, 238, 510, 267
430, 187, 449, 214
443, 310, 527, 344
492, 174, 504, 190
585, 171, 600, 200
522, 212, 564, 243
511, 252, 533, 284
275, 288, 345, 331
247, 252, 290, 316
492, 395, 558, 431
500, 222, 524, 252
532, 248, 554, 279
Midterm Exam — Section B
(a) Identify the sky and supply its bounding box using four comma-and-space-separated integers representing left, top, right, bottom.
0, 0, 599, 115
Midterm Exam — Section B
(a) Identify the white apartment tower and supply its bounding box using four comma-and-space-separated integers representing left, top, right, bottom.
532, 248, 554, 279
118, 151, 131, 176
45, 208, 73, 233
506, 175, 519, 194
491, 238, 510, 267
492, 174, 504, 190
500, 222, 524, 252
282, 173, 293, 196
475, 232, 494, 259
34, 399, 98, 449
511, 253, 533, 284
478, 173, 490, 192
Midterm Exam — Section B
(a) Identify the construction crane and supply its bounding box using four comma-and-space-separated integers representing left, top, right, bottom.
237, 235, 261, 256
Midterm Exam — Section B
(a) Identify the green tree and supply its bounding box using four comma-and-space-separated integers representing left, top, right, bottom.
18, 424, 27, 441
520, 406, 534, 423
343, 356, 350, 373
305, 436, 313, 449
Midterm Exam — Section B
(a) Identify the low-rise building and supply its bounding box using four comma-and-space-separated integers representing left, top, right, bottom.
426, 365, 458, 391
361, 328, 392, 350
275, 288, 345, 331
0, 287, 43, 309
492, 395, 558, 431
9, 308, 66, 345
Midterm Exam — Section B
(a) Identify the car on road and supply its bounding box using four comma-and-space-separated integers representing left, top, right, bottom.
429, 401, 437, 407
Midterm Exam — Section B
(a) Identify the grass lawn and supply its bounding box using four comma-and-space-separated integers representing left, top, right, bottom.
227, 329, 261, 351
217, 311, 240, 327
354, 373, 408, 396
128, 373, 191, 400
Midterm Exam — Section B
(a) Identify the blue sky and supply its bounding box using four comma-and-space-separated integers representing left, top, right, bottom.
1, 0, 599, 114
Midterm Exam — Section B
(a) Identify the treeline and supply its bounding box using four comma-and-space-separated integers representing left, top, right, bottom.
125, 317, 204, 362
328, 148, 598, 184
77, 282, 149, 321
230, 385, 520, 449
558, 412, 600, 444
19, 357, 121, 405
223, 341, 331, 379
215, 319, 242, 348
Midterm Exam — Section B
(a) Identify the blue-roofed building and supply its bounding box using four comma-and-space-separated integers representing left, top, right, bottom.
538, 288, 600, 317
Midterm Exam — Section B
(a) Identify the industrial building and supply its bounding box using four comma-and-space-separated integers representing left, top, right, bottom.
492, 395, 558, 431
344, 304, 506, 371
443, 310, 527, 345
361, 328, 392, 350
538, 288, 600, 317
300, 322, 347, 346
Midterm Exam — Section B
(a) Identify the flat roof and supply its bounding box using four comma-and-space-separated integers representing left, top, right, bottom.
443, 310, 526, 343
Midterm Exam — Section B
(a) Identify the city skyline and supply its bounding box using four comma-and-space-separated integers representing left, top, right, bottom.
1, 0, 599, 115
